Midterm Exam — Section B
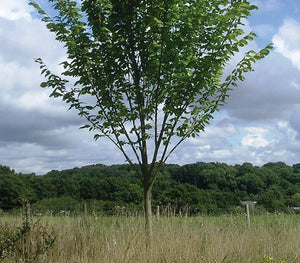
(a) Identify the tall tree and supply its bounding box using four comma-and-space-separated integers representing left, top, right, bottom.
30, 0, 272, 246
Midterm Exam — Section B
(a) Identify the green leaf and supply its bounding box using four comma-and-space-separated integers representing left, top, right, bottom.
40, 82, 47, 88
80, 124, 90, 129
94, 134, 103, 141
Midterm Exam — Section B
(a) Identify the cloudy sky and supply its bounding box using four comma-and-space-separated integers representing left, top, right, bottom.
1, 0, 300, 174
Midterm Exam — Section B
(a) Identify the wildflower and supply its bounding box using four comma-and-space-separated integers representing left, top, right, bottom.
262, 255, 274, 263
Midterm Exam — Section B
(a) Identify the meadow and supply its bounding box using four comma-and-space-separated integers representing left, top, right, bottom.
0, 214, 299, 263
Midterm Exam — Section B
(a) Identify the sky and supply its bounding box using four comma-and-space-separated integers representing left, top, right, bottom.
1, 0, 300, 174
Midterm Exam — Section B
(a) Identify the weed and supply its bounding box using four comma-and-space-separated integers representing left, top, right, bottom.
0, 199, 56, 262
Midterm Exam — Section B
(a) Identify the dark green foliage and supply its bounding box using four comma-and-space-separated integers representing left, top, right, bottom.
1, 162, 299, 214
0, 168, 36, 210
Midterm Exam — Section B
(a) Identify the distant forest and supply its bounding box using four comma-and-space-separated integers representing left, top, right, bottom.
0, 162, 300, 215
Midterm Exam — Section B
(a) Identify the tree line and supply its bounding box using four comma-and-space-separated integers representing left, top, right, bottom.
0, 162, 299, 215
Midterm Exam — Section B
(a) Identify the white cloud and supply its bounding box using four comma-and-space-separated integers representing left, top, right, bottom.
0, 0, 32, 21
225, 49, 300, 122
273, 19, 300, 70
241, 127, 271, 149
212, 150, 232, 159
198, 145, 211, 151
16, 91, 50, 110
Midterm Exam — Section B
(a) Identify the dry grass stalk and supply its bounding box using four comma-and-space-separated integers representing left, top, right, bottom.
1, 214, 299, 262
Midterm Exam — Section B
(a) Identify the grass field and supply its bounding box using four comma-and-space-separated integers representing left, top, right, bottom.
1, 214, 299, 262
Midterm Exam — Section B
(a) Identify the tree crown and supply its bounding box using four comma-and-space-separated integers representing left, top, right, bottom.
30, 0, 272, 177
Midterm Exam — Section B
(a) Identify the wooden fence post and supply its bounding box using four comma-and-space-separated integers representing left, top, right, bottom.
241, 201, 257, 227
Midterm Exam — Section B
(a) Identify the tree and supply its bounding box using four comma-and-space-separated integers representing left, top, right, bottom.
30, 0, 272, 246
291, 193, 300, 207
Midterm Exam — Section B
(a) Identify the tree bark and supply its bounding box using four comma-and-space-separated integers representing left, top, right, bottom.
144, 186, 153, 250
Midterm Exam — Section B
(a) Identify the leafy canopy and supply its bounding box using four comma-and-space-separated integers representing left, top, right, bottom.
30, 0, 272, 175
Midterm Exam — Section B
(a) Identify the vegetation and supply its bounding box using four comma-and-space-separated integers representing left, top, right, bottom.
0, 200, 55, 262
0, 162, 299, 214
29, 0, 272, 241
1, 162, 299, 261
0, 214, 299, 262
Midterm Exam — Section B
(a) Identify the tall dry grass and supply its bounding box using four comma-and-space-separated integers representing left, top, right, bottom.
1, 214, 299, 262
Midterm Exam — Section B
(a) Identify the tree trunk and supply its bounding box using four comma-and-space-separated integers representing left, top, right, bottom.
144, 187, 153, 250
